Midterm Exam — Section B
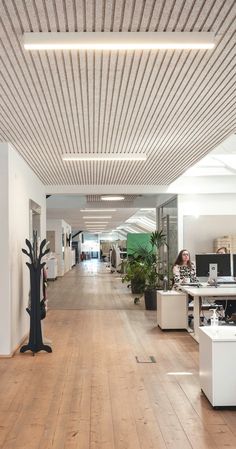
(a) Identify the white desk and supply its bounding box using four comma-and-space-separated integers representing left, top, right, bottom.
180, 285, 236, 341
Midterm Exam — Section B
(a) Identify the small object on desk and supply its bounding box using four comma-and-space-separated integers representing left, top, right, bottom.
163, 275, 168, 291
209, 308, 219, 327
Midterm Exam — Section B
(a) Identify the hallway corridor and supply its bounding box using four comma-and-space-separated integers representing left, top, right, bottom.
0, 260, 236, 449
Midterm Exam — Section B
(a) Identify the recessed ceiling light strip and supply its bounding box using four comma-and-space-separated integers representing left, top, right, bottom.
80, 209, 117, 212
82, 216, 112, 219
101, 196, 124, 201
61, 153, 147, 161
23, 32, 215, 50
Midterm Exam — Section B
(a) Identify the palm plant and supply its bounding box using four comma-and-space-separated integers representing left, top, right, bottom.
122, 230, 167, 308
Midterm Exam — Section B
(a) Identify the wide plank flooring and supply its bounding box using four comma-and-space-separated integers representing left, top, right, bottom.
0, 260, 236, 449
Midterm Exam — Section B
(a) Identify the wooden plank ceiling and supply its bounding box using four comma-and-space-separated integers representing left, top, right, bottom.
0, 0, 235, 187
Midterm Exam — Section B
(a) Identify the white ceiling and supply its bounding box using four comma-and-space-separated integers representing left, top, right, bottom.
46, 134, 236, 233
46, 193, 158, 233
0, 0, 236, 233
183, 133, 236, 176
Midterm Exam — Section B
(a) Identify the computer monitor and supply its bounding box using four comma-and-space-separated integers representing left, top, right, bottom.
233, 254, 236, 277
195, 254, 231, 278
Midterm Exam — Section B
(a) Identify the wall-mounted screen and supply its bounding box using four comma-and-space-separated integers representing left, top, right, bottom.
195, 254, 231, 277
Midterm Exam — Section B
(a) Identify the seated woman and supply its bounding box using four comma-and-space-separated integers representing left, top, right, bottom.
173, 249, 199, 326
173, 249, 198, 287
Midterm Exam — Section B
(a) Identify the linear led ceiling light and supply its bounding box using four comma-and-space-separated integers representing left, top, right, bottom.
61, 153, 147, 161
23, 32, 215, 50
84, 224, 110, 226
85, 226, 107, 229
80, 209, 117, 212
101, 196, 124, 201
86, 224, 107, 226
83, 216, 112, 219
86, 226, 106, 228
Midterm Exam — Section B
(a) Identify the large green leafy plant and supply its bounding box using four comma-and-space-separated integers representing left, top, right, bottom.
122, 230, 167, 293
122, 257, 146, 294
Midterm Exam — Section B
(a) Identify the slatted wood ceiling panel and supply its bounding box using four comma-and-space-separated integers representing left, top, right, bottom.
0, 0, 235, 185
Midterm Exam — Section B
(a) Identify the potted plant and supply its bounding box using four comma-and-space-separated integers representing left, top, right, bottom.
141, 250, 158, 310
122, 230, 167, 310
122, 257, 146, 294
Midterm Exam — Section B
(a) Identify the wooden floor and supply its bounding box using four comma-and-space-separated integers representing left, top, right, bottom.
1, 261, 236, 449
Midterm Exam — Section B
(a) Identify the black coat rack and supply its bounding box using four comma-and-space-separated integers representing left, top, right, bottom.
20, 235, 52, 354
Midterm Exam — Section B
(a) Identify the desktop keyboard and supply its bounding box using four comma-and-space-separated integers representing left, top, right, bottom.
181, 282, 202, 287
217, 284, 236, 288
217, 281, 236, 285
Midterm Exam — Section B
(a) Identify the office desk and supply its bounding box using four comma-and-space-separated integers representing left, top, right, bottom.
180, 285, 236, 342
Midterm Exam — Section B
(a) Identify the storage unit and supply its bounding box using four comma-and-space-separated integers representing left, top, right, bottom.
199, 326, 236, 406
213, 235, 236, 253
46, 258, 58, 280
157, 290, 188, 330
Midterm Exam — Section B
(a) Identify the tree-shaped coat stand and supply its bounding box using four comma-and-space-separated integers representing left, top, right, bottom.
20, 235, 52, 354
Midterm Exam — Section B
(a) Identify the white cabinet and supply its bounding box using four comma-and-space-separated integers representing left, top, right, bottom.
46, 258, 58, 280
199, 326, 236, 407
157, 290, 188, 330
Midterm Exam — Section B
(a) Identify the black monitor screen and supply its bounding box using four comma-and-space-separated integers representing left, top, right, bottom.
233, 254, 236, 277
195, 254, 231, 277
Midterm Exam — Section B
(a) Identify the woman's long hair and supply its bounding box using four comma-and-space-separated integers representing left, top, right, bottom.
216, 246, 227, 254
174, 249, 191, 267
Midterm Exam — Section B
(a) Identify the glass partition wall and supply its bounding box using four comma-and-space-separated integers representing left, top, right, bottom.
158, 196, 178, 285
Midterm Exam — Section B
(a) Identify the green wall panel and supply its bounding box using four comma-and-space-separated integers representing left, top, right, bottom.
127, 233, 152, 256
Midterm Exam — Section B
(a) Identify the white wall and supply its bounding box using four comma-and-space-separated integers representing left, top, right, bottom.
183, 215, 236, 257
178, 194, 236, 257
0, 143, 46, 356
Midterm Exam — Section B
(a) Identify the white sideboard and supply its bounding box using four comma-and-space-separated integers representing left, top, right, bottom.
199, 326, 236, 407
46, 258, 58, 280
157, 290, 188, 330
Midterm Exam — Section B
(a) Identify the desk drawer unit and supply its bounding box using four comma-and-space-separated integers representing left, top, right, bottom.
157, 291, 188, 330
199, 326, 236, 407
